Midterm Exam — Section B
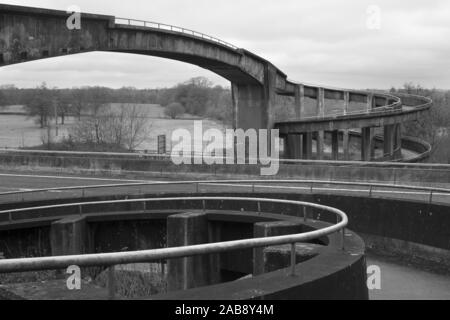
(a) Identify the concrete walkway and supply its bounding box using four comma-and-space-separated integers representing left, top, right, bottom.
368, 255, 450, 300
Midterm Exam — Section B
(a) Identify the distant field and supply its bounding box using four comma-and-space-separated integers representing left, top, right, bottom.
0, 103, 227, 151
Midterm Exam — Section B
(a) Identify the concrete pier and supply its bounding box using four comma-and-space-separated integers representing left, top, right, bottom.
167, 212, 219, 291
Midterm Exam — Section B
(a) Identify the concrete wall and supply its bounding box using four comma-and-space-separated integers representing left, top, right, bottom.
0, 151, 448, 184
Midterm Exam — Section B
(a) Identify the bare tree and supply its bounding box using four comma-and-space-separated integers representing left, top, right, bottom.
71, 88, 88, 120
24, 82, 53, 128
70, 104, 152, 151
123, 104, 153, 151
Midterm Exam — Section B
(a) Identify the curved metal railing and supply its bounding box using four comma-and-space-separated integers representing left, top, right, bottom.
0, 196, 347, 299
115, 18, 239, 50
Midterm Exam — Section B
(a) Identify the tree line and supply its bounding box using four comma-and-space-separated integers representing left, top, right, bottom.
391, 83, 450, 163
0, 77, 233, 126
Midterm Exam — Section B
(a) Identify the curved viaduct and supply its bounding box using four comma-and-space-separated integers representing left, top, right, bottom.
0, 4, 432, 162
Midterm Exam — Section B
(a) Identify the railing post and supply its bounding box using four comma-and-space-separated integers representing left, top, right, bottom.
303, 206, 307, 222
310, 182, 314, 193
369, 185, 373, 198
257, 201, 261, 215
108, 266, 116, 300
429, 191, 434, 204
79, 205, 83, 215
8, 211, 12, 223
202, 200, 206, 212
290, 243, 296, 276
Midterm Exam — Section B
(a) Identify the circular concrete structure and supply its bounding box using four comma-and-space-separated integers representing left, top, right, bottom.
0, 194, 367, 300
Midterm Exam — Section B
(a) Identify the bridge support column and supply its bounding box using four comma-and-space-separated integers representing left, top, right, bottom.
383, 124, 396, 160
302, 133, 313, 159
232, 65, 278, 159
50, 216, 87, 256
253, 221, 303, 276
285, 134, 302, 159
232, 65, 277, 131
361, 127, 373, 161
316, 131, 325, 160
331, 130, 339, 161
295, 84, 305, 118
344, 92, 350, 115
366, 94, 374, 112
167, 212, 220, 292
343, 130, 350, 160
394, 124, 402, 159
232, 84, 266, 131
317, 88, 325, 117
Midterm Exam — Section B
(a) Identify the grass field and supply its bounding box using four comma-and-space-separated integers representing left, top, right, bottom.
0, 104, 227, 151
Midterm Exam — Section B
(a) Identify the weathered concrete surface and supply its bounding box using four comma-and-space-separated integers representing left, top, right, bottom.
50, 215, 87, 256
261, 243, 324, 274
153, 226, 368, 300
253, 221, 304, 275
166, 212, 220, 291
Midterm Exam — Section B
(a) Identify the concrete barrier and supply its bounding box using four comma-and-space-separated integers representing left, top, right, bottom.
0, 151, 449, 184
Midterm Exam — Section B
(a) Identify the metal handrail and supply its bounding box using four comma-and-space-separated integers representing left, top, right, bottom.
0, 179, 449, 204
115, 18, 238, 50
0, 197, 347, 276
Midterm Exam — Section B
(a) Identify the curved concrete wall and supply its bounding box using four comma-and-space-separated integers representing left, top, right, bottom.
0, 199, 368, 300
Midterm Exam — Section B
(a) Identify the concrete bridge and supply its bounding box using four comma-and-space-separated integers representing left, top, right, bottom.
0, 4, 432, 162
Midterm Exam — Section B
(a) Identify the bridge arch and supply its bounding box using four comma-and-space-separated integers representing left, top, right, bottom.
0, 4, 433, 162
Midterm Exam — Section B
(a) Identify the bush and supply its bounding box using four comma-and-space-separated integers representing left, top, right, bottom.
95, 266, 166, 299
164, 102, 185, 119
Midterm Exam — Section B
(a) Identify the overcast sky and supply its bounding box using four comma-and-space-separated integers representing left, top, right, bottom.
1, 0, 449, 89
